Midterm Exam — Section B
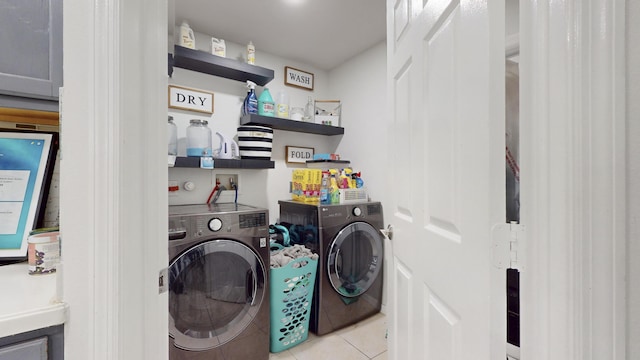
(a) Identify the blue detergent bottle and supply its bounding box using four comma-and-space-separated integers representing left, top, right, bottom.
258, 87, 275, 116
320, 171, 330, 205
243, 81, 258, 115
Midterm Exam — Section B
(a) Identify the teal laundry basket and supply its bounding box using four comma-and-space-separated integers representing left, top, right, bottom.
269, 256, 318, 353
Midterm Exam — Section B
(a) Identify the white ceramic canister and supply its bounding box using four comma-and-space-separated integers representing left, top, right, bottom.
186, 119, 212, 157
28, 231, 60, 275
237, 125, 273, 160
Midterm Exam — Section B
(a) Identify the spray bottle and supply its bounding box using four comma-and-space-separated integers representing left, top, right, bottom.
243, 81, 258, 115
329, 168, 340, 204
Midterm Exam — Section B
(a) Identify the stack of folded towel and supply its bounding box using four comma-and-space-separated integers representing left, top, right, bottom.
270, 244, 318, 269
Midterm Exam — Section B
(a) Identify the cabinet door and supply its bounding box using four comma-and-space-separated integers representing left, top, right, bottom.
0, 337, 47, 360
0, 0, 62, 100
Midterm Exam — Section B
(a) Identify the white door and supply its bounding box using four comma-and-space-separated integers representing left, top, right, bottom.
386, 0, 505, 359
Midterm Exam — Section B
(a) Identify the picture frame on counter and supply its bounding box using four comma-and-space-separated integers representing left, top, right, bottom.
286, 146, 314, 164
168, 85, 214, 114
284, 66, 314, 91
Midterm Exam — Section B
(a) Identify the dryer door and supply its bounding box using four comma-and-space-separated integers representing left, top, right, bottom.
327, 221, 383, 298
169, 239, 266, 351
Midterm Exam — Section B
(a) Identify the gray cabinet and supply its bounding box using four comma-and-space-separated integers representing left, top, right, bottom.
0, 337, 47, 360
0, 0, 63, 101
0, 326, 63, 360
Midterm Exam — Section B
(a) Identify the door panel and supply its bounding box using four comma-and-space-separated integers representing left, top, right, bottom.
169, 239, 265, 351
387, 0, 505, 358
427, 290, 460, 360
425, 8, 461, 241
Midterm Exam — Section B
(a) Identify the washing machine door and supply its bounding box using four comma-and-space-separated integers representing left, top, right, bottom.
327, 221, 383, 298
168, 239, 266, 351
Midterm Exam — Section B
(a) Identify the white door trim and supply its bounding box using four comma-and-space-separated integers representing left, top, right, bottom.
519, 0, 626, 358
61, 1, 168, 359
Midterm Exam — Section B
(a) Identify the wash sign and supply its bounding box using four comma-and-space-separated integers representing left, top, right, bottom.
169, 85, 214, 114
285, 66, 314, 91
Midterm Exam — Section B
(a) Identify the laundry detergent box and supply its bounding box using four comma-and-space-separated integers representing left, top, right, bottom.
291, 169, 322, 202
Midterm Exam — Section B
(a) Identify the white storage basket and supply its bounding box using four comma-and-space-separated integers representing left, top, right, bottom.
339, 188, 368, 204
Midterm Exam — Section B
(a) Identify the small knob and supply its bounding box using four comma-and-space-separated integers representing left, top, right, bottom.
208, 218, 223, 232
352, 207, 362, 217
183, 181, 196, 191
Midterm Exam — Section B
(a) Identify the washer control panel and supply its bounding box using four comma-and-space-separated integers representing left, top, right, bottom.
169, 208, 269, 241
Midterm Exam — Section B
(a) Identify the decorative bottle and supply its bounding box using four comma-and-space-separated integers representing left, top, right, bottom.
247, 41, 255, 64
304, 96, 314, 122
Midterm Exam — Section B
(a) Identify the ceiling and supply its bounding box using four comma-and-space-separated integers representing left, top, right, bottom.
173, 0, 387, 71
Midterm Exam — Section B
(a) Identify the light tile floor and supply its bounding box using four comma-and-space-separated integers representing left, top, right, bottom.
269, 312, 388, 360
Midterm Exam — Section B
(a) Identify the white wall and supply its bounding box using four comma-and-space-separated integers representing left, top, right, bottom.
329, 42, 388, 211
627, 0, 640, 358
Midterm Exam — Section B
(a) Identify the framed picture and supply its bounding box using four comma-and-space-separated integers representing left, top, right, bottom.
0, 130, 57, 260
286, 146, 314, 164
284, 66, 314, 91
168, 85, 214, 114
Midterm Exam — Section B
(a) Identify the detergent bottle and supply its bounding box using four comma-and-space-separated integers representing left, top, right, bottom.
247, 41, 256, 64
329, 169, 340, 204
258, 87, 275, 117
243, 81, 258, 115
320, 171, 330, 205
178, 21, 195, 49
211, 38, 226, 57
276, 90, 289, 118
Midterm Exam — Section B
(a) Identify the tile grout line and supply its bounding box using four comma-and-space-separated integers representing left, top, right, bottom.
339, 334, 387, 360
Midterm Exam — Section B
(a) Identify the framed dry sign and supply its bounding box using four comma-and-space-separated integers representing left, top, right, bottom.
286, 146, 314, 164
284, 66, 314, 91
168, 85, 214, 114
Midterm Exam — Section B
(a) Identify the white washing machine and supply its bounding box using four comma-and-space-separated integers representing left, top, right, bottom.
168, 203, 270, 360
278, 200, 384, 336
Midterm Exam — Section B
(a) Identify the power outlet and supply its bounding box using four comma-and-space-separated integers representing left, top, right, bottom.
216, 174, 239, 190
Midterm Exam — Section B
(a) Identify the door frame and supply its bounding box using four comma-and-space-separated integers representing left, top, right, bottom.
520, 0, 626, 358
61, 0, 168, 359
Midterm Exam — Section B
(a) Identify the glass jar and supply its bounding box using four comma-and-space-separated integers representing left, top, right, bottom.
303, 96, 314, 122
186, 119, 212, 157
168, 116, 178, 155
290, 107, 304, 121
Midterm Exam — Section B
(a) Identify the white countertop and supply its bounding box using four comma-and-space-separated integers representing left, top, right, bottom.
0, 262, 67, 338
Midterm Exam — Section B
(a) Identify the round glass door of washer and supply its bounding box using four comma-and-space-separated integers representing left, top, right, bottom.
169, 239, 266, 351
327, 222, 383, 298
